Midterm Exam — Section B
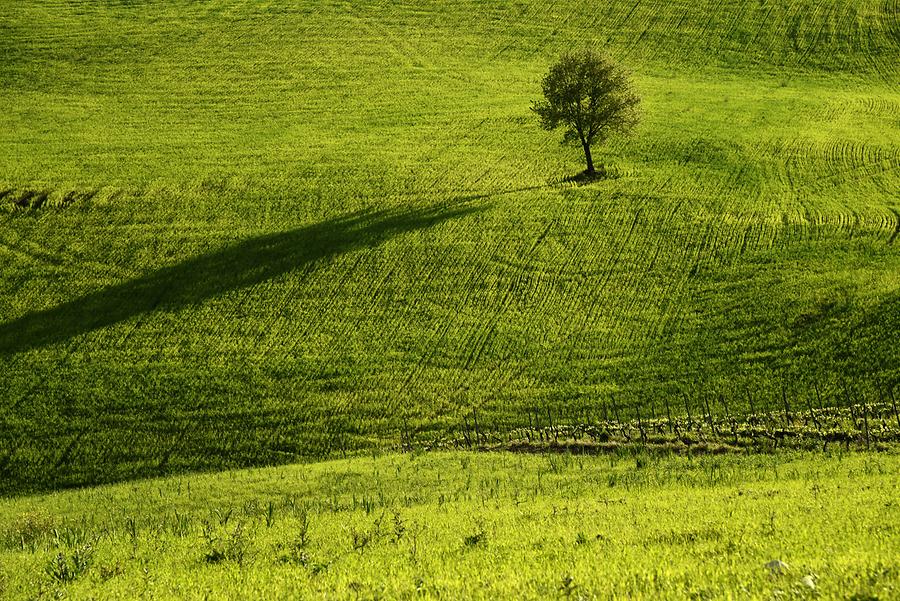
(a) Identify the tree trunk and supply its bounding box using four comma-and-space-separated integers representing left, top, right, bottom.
582, 141, 594, 174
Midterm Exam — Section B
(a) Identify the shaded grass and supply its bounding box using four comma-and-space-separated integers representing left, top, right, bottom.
0, 202, 483, 355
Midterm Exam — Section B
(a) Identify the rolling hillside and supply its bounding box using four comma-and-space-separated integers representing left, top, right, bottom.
1, 0, 899, 493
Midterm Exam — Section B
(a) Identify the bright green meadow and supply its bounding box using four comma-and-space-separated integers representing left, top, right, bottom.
1, 451, 899, 599
1, 0, 899, 494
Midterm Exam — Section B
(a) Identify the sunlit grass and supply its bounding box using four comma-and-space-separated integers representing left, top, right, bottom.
1, 450, 898, 599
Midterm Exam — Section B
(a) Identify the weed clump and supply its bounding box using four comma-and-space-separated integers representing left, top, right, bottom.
463, 521, 487, 548
391, 510, 406, 543
44, 544, 94, 584
1, 511, 56, 551
203, 521, 250, 565
276, 509, 321, 567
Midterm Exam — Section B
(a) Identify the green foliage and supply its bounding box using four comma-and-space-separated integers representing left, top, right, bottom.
532, 50, 639, 174
463, 521, 487, 548
391, 510, 406, 544
43, 544, 93, 584
1, 511, 55, 552
202, 521, 250, 566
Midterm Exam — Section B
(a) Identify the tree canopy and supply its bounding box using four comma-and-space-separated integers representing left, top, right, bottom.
532, 50, 640, 176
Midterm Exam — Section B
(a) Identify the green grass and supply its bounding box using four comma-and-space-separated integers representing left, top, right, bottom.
1, 450, 899, 599
1, 0, 899, 493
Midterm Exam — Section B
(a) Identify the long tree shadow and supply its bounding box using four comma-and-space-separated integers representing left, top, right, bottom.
0, 201, 484, 355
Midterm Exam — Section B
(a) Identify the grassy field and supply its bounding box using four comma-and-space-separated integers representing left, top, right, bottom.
1, 450, 899, 599
1, 0, 899, 493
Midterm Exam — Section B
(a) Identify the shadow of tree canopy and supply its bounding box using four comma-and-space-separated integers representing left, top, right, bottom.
0, 201, 484, 356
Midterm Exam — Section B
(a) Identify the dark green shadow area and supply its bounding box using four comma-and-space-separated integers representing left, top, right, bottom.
0, 201, 484, 357
620, 254, 900, 417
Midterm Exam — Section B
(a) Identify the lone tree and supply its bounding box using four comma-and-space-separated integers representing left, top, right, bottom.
532, 50, 640, 176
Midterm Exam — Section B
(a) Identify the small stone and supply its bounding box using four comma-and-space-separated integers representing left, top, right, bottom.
800, 575, 816, 590
765, 559, 790, 574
